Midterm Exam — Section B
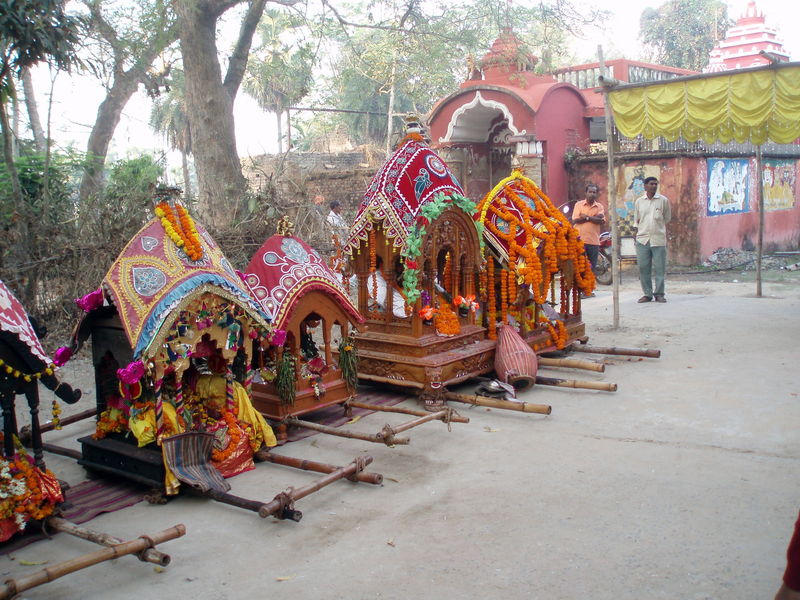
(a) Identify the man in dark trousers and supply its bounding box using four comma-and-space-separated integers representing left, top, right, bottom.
572, 183, 605, 298
633, 176, 671, 303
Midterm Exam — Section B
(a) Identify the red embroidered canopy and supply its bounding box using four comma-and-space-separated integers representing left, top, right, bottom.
343, 137, 465, 255
0, 279, 50, 366
243, 234, 362, 332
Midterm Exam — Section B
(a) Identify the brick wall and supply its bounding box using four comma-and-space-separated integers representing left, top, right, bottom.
243, 150, 386, 218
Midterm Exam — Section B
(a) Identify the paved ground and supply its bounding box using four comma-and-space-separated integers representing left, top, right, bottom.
3, 270, 799, 599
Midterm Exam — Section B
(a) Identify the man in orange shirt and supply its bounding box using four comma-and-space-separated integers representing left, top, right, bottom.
572, 184, 605, 291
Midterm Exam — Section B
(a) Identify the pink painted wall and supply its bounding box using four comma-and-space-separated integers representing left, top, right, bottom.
534, 87, 590, 205
697, 157, 800, 259
571, 155, 800, 265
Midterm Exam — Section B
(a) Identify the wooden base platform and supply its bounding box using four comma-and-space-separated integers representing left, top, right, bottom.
78, 434, 164, 489
354, 318, 586, 409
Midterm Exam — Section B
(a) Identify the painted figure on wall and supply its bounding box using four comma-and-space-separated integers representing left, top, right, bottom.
707, 158, 749, 216
618, 164, 661, 235
763, 159, 797, 211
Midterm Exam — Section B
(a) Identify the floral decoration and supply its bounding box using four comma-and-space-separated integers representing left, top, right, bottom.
154, 201, 204, 261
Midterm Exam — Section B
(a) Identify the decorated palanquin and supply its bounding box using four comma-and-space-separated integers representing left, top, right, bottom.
343, 133, 495, 408
0, 279, 81, 542
243, 225, 364, 434
60, 192, 280, 495
476, 169, 594, 352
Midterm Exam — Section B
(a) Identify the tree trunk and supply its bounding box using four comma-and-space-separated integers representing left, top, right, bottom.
181, 149, 191, 200
276, 110, 282, 154
0, 99, 23, 206
21, 67, 46, 152
175, 0, 256, 229
78, 75, 141, 203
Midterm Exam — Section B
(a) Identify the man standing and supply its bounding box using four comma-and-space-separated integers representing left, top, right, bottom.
572, 183, 605, 275
326, 200, 348, 237
634, 176, 671, 303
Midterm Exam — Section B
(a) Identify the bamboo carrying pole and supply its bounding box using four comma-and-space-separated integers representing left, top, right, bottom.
348, 400, 470, 423
45, 517, 171, 566
257, 456, 374, 519
262, 452, 383, 485
287, 417, 411, 445
535, 375, 617, 392
571, 344, 661, 358
538, 357, 605, 373
357, 374, 426, 390
0, 524, 185, 599
445, 391, 551, 414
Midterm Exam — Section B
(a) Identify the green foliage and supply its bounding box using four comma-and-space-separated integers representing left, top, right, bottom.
639, 0, 733, 70
0, 150, 81, 228
104, 155, 164, 206
304, 0, 606, 146
0, 0, 84, 82
149, 69, 191, 154
244, 9, 316, 116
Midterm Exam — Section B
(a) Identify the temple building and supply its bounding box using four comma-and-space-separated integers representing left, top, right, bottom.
705, 0, 789, 72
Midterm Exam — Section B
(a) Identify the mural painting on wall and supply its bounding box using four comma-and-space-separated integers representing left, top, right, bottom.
617, 164, 661, 235
707, 158, 749, 216
762, 159, 797, 211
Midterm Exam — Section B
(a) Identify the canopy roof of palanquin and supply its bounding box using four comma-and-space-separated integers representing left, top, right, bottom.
72, 216, 271, 362
343, 135, 467, 255
607, 62, 800, 144
0, 279, 52, 371
243, 234, 363, 332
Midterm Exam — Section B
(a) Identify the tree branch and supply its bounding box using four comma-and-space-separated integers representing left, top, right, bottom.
223, 0, 268, 98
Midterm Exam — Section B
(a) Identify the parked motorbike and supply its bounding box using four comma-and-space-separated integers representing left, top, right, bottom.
596, 231, 612, 285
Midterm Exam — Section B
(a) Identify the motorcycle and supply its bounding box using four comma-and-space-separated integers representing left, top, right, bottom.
595, 231, 612, 285
558, 201, 613, 286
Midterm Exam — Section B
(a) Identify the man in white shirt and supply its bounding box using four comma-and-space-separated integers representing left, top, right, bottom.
634, 177, 671, 303
326, 200, 348, 237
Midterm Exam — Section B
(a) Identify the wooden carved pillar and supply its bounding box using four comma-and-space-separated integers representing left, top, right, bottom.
322, 320, 332, 366
0, 386, 17, 457
24, 385, 44, 470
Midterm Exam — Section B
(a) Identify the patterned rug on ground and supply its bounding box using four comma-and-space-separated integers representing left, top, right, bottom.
0, 478, 146, 555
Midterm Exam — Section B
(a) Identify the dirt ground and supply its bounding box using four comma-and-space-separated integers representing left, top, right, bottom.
2, 267, 799, 600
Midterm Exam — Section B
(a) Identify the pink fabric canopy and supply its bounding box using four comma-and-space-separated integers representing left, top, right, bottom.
0, 279, 50, 365
343, 137, 465, 255
243, 234, 362, 332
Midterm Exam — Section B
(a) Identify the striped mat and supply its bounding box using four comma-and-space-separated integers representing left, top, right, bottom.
161, 432, 230, 494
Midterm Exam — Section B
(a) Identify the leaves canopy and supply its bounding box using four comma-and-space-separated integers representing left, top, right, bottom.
639, 0, 732, 71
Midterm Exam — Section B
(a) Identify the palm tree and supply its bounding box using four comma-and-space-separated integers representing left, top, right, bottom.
149, 69, 193, 199
243, 10, 315, 153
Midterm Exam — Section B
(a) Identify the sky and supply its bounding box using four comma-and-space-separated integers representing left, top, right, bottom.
28, 0, 800, 177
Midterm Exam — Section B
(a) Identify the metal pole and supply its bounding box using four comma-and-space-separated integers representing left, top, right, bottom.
756, 145, 764, 297
599, 46, 620, 328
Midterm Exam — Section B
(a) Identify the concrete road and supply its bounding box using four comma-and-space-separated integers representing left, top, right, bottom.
3, 273, 799, 599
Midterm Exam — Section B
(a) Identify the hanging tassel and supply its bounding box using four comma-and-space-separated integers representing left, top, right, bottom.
154, 377, 164, 443
225, 368, 235, 414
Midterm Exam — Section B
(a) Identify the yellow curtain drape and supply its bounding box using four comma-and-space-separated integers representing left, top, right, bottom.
608, 65, 800, 145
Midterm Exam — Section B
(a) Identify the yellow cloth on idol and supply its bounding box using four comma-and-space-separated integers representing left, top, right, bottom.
608, 66, 800, 145
195, 375, 277, 449
129, 402, 181, 447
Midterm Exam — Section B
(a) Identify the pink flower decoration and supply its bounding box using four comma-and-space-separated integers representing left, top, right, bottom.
270, 329, 287, 347
53, 346, 73, 367
75, 288, 104, 312
249, 329, 259, 339
117, 361, 145, 384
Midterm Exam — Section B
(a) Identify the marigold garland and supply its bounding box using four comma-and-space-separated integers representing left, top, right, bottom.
0, 437, 60, 533
434, 300, 460, 336
0, 358, 54, 381
211, 411, 242, 462
154, 201, 204, 261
